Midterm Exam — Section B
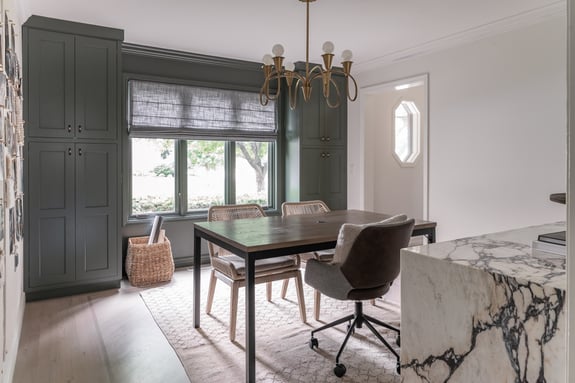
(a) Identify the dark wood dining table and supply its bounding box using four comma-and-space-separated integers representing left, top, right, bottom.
192, 209, 436, 383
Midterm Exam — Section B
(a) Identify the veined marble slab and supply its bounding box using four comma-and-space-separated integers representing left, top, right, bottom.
400, 223, 566, 383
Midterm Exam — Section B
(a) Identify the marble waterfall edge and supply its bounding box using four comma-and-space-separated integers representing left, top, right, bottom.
400, 223, 566, 383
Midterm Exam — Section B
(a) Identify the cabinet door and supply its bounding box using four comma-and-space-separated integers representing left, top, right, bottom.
75, 37, 118, 140
28, 142, 75, 287
300, 83, 323, 146
300, 148, 324, 201
322, 75, 347, 147
299, 148, 347, 209
26, 30, 75, 138
322, 148, 347, 210
75, 143, 118, 280
299, 75, 347, 147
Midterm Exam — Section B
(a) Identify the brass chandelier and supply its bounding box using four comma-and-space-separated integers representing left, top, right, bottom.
259, 0, 358, 110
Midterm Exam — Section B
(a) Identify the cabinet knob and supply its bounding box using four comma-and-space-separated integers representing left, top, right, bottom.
326, 137, 331, 142
78, 125, 83, 133
321, 152, 326, 158
67, 125, 72, 133
68, 147, 72, 156
321, 137, 325, 141
326, 152, 331, 158
78, 148, 83, 156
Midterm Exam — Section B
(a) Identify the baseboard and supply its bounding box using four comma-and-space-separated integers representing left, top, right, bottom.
26, 280, 121, 302
4, 290, 25, 383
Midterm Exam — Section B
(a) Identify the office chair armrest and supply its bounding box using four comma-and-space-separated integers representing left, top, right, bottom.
304, 259, 353, 301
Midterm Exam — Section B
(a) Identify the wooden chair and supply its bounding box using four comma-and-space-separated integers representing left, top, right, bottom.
281, 200, 334, 321
206, 203, 307, 341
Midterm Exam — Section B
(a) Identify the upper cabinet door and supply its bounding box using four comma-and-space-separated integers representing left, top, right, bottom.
75, 36, 118, 140
26, 30, 118, 140
299, 74, 347, 147
27, 29, 75, 138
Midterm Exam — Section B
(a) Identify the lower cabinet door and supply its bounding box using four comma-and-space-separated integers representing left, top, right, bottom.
27, 142, 119, 288
300, 147, 347, 210
28, 142, 76, 287
75, 143, 118, 281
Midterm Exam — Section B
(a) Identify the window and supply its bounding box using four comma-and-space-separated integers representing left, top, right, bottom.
392, 100, 420, 165
128, 80, 277, 217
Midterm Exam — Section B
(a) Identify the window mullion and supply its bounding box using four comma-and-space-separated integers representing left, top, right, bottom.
176, 140, 188, 215
226, 142, 236, 204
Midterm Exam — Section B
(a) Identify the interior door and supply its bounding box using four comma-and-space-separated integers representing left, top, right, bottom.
364, 76, 428, 221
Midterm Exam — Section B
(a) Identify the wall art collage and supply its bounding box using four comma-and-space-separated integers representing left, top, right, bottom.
0, 5, 23, 284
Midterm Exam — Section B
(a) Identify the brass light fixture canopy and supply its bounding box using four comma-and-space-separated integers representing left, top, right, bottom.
259, 0, 357, 110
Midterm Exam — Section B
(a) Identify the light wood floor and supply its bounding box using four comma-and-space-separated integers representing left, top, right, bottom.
13, 269, 194, 383
13, 267, 401, 383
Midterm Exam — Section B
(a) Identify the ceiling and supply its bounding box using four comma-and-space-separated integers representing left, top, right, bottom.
18, 0, 565, 73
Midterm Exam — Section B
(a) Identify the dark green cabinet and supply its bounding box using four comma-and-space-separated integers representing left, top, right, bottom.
285, 73, 348, 210
24, 16, 123, 299
26, 26, 118, 140
28, 142, 118, 288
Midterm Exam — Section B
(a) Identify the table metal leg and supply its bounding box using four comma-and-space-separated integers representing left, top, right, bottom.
245, 256, 256, 383
428, 229, 436, 244
193, 229, 201, 328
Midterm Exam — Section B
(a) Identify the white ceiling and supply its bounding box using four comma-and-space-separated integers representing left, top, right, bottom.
18, 0, 565, 73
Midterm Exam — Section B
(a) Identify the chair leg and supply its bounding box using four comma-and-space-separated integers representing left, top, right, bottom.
335, 315, 361, 365
371, 299, 376, 306
281, 279, 289, 299
314, 289, 321, 321
266, 282, 272, 302
311, 313, 355, 336
294, 273, 307, 323
364, 314, 400, 334
206, 269, 217, 314
229, 281, 239, 342
363, 318, 400, 362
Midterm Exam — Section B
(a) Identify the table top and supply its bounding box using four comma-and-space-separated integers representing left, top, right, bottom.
194, 209, 436, 256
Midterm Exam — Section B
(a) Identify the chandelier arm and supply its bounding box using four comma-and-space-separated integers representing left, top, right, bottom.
262, 71, 283, 101
288, 78, 301, 110
324, 76, 341, 109
346, 74, 359, 102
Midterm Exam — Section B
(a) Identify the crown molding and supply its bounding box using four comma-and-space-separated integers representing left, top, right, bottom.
355, 1, 566, 74
122, 43, 262, 72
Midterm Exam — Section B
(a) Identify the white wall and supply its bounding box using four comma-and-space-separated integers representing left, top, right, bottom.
3, 0, 25, 381
349, 16, 567, 241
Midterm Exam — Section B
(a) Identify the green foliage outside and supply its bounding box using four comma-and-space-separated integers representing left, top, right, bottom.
133, 138, 269, 215
132, 193, 267, 215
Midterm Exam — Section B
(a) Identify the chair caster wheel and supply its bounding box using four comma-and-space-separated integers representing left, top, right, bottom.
309, 337, 318, 349
334, 363, 346, 377
396, 335, 400, 347
396, 361, 401, 374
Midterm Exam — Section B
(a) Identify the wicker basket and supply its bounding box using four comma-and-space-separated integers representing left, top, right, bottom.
126, 230, 174, 287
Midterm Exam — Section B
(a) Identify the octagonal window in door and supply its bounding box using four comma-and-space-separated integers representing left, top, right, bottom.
393, 100, 420, 165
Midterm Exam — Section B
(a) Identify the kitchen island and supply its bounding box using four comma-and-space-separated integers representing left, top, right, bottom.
400, 223, 566, 382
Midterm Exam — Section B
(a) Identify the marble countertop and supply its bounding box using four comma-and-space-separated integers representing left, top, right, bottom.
403, 222, 566, 290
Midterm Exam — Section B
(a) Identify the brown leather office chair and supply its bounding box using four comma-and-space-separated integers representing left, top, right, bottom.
305, 215, 414, 377
281, 200, 334, 320
206, 203, 307, 341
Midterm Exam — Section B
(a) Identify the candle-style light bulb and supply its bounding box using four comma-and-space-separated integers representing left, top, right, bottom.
341, 49, 353, 62
322, 41, 335, 54
262, 54, 274, 66
285, 61, 295, 71
272, 44, 285, 57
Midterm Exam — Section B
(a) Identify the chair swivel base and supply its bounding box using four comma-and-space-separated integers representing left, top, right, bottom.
308, 301, 401, 377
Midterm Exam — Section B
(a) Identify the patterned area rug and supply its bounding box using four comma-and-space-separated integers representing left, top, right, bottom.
140, 268, 402, 383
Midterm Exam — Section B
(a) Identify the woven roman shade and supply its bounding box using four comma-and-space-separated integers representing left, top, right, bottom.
128, 80, 276, 140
